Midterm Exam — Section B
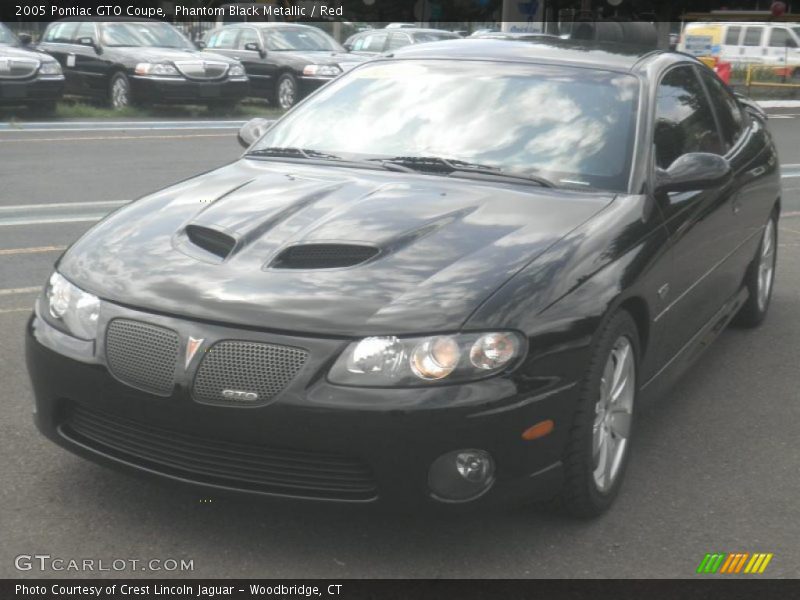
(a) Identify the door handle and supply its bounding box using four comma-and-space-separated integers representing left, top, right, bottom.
233, 56, 241, 60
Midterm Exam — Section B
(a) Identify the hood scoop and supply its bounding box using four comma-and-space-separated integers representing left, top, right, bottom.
185, 225, 237, 260
270, 243, 379, 270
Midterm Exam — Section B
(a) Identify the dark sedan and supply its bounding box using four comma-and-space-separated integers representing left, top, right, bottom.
0, 23, 64, 113
27, 39, 780, 516
37, 19, 248, 110
203, 23, 365, 110
343, 28, 461, 56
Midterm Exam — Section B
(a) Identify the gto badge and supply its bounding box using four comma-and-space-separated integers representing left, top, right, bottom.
185, 337, 205, 367
222, 389, 259, 402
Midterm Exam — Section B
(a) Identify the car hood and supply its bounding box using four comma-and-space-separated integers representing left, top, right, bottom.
59, 160, 614, 336
0, 44, 54, 62
108, 46, 238, 65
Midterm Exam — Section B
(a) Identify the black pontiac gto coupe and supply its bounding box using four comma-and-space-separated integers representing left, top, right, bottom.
26, 39, 781, 516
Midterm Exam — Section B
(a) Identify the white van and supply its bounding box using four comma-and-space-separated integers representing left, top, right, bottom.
679, 22, 800, 71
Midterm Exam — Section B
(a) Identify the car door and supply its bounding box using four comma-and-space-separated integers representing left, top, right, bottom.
71, 21, 108, 99
741, 25, 765, 63
720, 25, 742, 63
651, 64, 740, 366
234, 27, 270, 97
766, 26, 800, 67
38, 21, 79, 92
696, 67, 779, 280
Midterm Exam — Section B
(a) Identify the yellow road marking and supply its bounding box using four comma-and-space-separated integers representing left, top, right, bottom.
0, 245, 66, 256
0, 307, 31, 314
0, 287, 40, 296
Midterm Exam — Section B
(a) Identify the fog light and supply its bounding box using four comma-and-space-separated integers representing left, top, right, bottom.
428, 449, 495, 502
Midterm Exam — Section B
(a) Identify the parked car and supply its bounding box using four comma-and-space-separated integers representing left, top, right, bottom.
37, 18, 249, 110
27, 39, 780, 516
0, 22, 64, 113
202, 23, 364, 110
679, 21, 800, 75
344, 28, 460, 56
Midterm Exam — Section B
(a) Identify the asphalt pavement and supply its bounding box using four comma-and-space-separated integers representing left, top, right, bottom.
1, 115, 799, 578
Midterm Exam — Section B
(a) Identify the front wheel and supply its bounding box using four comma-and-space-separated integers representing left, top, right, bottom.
734, 210, 778, 327
108, 72, 133, 110
555, 310, 639, 517
274, 73, 298, 110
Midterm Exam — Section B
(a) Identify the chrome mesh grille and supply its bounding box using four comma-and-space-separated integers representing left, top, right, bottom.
0, 57, 39, 79
192, 341, 308, 406
174, 60, 228, 80
105, 319, 179, 397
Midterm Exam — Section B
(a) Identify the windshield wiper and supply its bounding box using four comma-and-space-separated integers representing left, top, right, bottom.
368, 156, 556, 188
245, 147, 416, 173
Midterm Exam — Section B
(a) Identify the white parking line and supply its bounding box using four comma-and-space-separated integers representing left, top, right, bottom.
0, 307, 31, 315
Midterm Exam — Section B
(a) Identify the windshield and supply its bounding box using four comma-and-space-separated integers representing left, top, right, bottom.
0, 23, 17, 45
263, 27, 341, 52
252, 60, 639, 191
100, 22, 193, 49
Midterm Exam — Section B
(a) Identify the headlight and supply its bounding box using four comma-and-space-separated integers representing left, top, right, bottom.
134, 62, 181, 77
45, 272, 100, 340
328, 332, 524, 387
38, 61, 62, 76
302, 64, 342, 77
228, 64, 245, 77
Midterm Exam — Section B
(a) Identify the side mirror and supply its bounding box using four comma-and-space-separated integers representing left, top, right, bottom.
195, 40, 206, 50
18, 33, 32, 46
238, 118, 275, 148
655, 153, 732, 194
244, 42, 267, 58
77, 37, 100, 53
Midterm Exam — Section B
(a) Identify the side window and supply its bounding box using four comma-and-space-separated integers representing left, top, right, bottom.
654, 66, 724, 169
73, 22, 96, 43
363, 32, 387, 52
237, 28, 259, 50
698, 68, 747, 150
769, 28, 797, 48
386, 33, 411, 51
44, 22, 78, 43
724, 26, 741, 45
207, 28, 238, 49
743, 27, 764, 47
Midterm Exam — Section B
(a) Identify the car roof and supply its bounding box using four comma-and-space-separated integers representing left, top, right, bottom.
389, 38, 672, 73
355, 27, 457, 36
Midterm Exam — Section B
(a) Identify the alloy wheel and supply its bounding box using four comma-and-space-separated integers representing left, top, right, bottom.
592, 335, 635, 493
111, 78, 130, 109
278, 78, 296, 109
757, 219, 776, 312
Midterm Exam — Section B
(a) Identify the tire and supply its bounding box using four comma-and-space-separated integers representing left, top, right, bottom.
273, 72, 298, 110
555, 310, 640, 518
733, 210, 778, 328
108, 72, 132, 110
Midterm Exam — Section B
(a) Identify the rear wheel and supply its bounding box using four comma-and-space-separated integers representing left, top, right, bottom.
555, 310, 639, 517
734, 210, 778, 327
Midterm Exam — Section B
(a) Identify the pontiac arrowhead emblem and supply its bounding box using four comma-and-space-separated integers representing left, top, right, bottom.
185, 337, 204, 368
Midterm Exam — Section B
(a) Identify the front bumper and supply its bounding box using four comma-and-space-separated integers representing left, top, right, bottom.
26, 301, 577, 509
0, 76, 64, 105
131, 76, 249, 104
